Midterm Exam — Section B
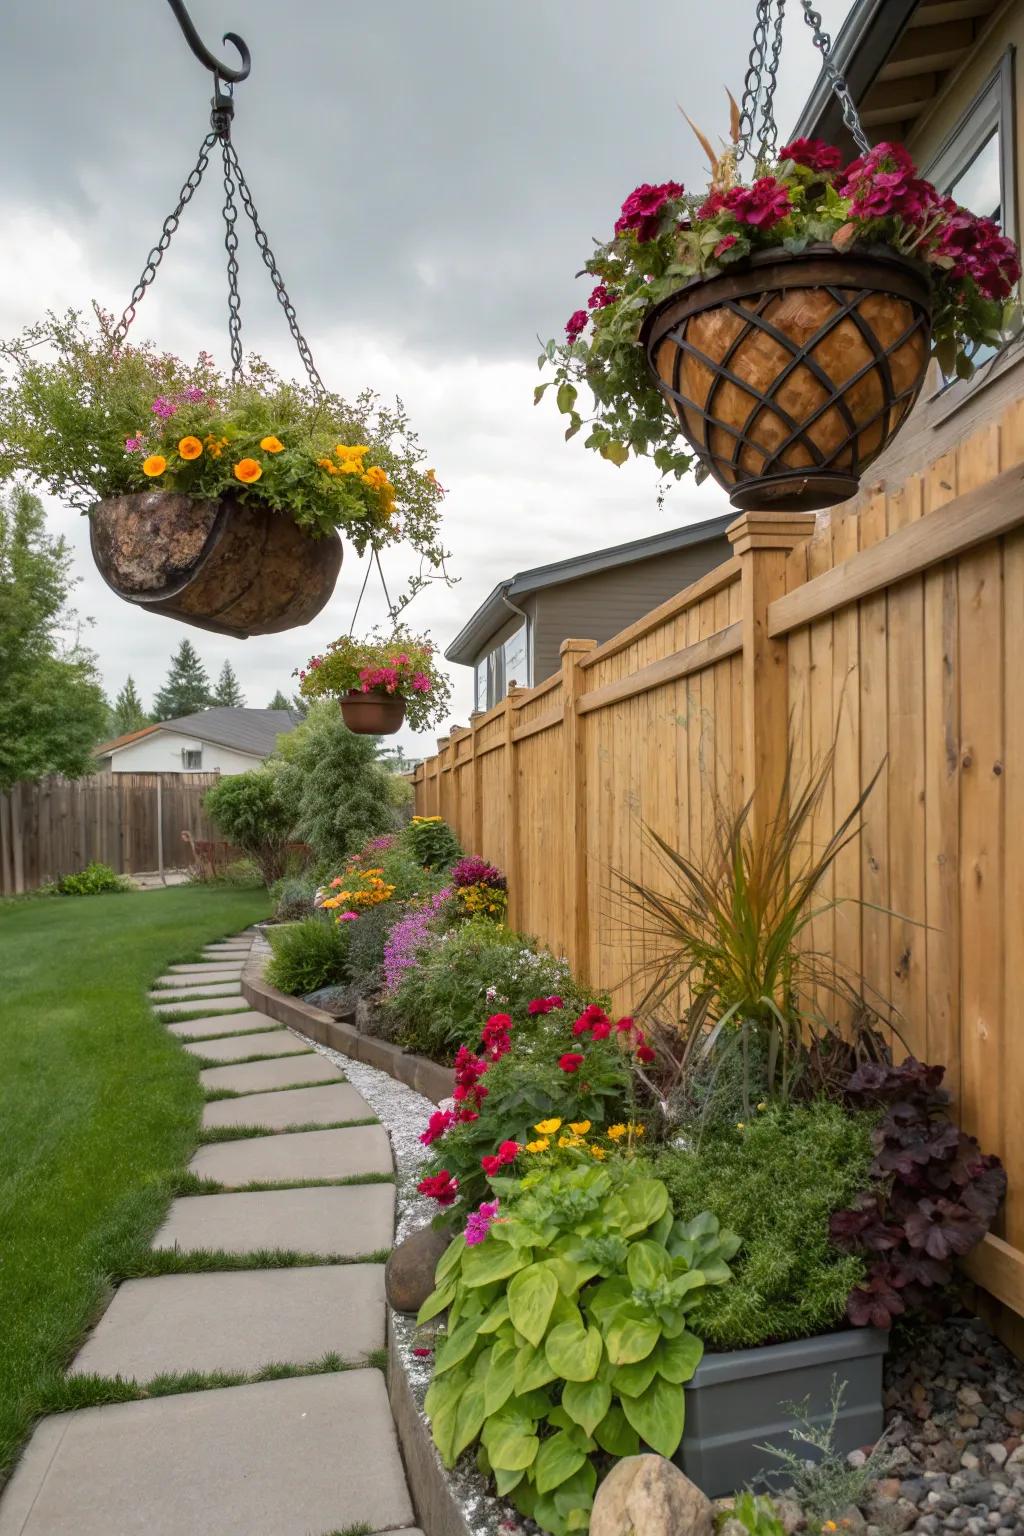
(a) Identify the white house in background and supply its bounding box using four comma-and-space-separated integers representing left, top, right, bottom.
94, 707, 300, 775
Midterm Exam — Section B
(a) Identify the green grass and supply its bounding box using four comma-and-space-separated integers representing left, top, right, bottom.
126, 1246, 392, 1277
198, 1117, 378, 1142
0, 885, 269, 1475
202, 1076, 348, 1102
171, 1171, 395, 1196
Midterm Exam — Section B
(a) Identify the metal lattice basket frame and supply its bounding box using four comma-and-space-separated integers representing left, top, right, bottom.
641, 248, 934, 512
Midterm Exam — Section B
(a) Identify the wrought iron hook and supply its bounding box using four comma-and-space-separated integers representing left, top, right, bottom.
165, 0, 251, 84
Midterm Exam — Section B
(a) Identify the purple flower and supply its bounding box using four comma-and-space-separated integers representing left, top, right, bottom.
465, 1199, 500, 1247
151, 396, 176, 419
182, 386, 205, 403
124, 435, 145, 453
382, 887, 451, 992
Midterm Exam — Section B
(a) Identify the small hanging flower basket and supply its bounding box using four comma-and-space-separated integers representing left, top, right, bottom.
296, 627, 452, 736
540, 4, 1021, 513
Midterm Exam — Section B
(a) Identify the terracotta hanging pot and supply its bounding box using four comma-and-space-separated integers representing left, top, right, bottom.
339, 689, 406, 735
89, 491, 343, 638
640, 246, 933, 513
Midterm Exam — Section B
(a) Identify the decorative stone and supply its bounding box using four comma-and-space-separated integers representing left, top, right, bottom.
385, 1223, 453, 1315
772, 1496, 806, 1533
590, 1454, 713, 1536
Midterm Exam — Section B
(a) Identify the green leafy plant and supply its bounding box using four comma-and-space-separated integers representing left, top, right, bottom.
0, 308, 450, 613
204, 768, 295, 886
54, 861, 128, 896
265, 916, 350, 996
653, 1103, 874, 1351
402, 816, 461, 870
343, 900, 408, 998
758, 1378, 897, 1525
418, 1158, 739, 1536
297, 627, 452, 731
717, 1492, 785, 1535
273, 701, 394, 869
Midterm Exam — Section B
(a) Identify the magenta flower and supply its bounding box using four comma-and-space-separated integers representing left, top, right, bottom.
565, 309, 589, 341
614, 181, 685, 242
588, 284, 618, 310
714, 234, 739, 259
124, 435, 145, 453
723, 177, 792, 229
465, 1198, 500, 1247
411, 673, 431, 693
336, 910, 359, 922
150, 396, 176, 419
778, 137, 843, 174
182, 386, 205, 402
840, 142, 936, 224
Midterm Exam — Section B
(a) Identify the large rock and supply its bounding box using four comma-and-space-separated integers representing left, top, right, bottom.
385, 1224, 453, 1315
591, 1454, 713, 1536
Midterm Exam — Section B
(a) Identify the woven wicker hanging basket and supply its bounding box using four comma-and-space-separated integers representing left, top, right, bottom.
641, 246, 933, 513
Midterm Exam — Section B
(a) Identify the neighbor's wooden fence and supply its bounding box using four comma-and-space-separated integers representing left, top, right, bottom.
414, 395, 1024, 1344
0, 772, 223, 894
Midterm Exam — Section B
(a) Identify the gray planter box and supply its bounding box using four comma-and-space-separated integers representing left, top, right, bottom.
677, 1327, 888, 1497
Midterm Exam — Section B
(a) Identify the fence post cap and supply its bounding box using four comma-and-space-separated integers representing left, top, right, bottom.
726, 510, 817, 555
559, 637, 598, 656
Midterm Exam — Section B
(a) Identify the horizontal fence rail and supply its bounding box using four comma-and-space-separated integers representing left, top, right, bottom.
414, 396, 1024, 1347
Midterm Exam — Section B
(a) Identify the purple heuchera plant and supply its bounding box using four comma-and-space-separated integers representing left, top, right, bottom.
382, 887, 450, 993
450, 856, 507, 891
831, 1058, 1006, 1328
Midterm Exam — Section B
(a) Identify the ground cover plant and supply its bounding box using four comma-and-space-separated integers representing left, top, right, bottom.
0, 883, 268, 1476
265, 915, 351, 996
51, 861, 129, 896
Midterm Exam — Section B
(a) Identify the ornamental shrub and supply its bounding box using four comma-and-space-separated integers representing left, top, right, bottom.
418, 1157, 739, 1536
265, 916, 350, 996
204, 767, 295, 886
401, 815, 461, 870
273, 700, 394, 869
54, 861, 128, 896
653, 1101, 876, 1351
344, 900, 407, 998
273, 877, 317, 921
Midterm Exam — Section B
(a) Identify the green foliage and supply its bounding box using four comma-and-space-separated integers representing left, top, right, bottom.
152, 639, 212, 721
758, 1378, 897, 1523
54, 861, 128, 896
378, 847, 447, 903
418, 1158, 739, 1535
204, 768, 295, 885
267, 689, 292, 711
717, 1492, 785, 1535
0, 308, 450, 612
386, 773, 414, 811
273, 700, 393, 868
402, 815, 461, 870
212, 660, 246, 708
381, 917, 593, 1060
653, 1102, 875, 1351
345, 901, 404, 997
109, 675, 148, 736
0, 483, 109, 792
265, 916, 350, 996
298, 626, 452, 731
273, 877, 317, 921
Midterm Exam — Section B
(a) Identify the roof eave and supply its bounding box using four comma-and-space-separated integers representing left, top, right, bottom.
790, 0, 921, 146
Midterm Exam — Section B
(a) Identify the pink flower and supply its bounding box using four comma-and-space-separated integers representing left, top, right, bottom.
588, 284, 618, 310
465, 1198, 500, 1246
182, 386, 206, 403
840, 142, 936, 225
559, 1052, 585, 1073
411, 673, 431, 693
527, 995, 563, 1015
934, 207, 1021, 300
714, 234, 739, 259
565, 309, 589, 341
150, 396, 176, 419
614, 181, 685, 242
778, 137, 843, 174
723, 177, 792, 229
124, 434, 145, 453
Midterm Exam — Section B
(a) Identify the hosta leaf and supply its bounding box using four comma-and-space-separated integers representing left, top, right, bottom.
593, 1403, 640, 1458
553, 1460, 597, 1516
621, 1374, 685, 1458
433, 1233, 465, 1285
603, 1309, 660, 1365
484, 1339, 518, 1416
620, 1178, 669, 1235
586, 1276, 631, 1321
462, 1241, 530, 1288
514, 1340, 558, 1395
416, 1277, 456, 1326
494, 1464, 524, 1497
425, 1368, 468, 1467
478, 1295, 511, 1334
545, 1321, 603, 1382
655, 1330, 704, 1383
451, 1376, 487, 1462
626, 1239, 670, 1291
561, 1377, 612, 1437
508, 1262, 559, 1348
612, 1353, 659, 1397
434, 1317, 481, 1376
481, 1411, 540, 1472
534, 1430, 587, 1495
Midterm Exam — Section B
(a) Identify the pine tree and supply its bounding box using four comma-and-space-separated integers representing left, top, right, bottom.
212, 659, 246, 708
111, 675, 148, 736
267, 689, 292, 711
152, 639, 212, 721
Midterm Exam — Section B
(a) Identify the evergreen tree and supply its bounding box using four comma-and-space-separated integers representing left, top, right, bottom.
267, 689, 292, 711
152, 639, 212, 721
110, 675, 148, 736
212, 659, 246, 708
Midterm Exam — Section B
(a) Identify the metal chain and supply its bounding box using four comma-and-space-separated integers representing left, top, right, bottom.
759, 0, 787, 159
112, 132, 218, 344
799, 0, 872, 155
220, 140, 243, 381
737, 0, 773, 163
224, 140, 327, 397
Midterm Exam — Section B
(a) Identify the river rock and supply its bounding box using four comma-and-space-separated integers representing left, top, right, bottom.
590, 1455, 713, 1536
385, 1223, 453, 1314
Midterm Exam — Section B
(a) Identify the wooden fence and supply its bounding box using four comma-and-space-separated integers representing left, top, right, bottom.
413, 394, 1024, 1347
0, 772, 223, 894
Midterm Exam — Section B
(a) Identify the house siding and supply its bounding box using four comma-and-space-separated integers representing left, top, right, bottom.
105, 732, 266, 776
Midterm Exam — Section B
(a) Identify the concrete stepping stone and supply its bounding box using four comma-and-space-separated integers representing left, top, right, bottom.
167, 961, 245, 974
0, 1371, 413, 1536
182, 1030, 310, 1062
189, 1125, 393, 1187
153, 998, 251, 1018
149, 981, 242, 1002
202, 1082, 371, 1130
156, 969, 243, 986
69, 1266, 385, 1379
200, 1053, 342, 1094
153, 1185, 395, 1257
165, 1010, 275, 1039
204, 941, 251, 951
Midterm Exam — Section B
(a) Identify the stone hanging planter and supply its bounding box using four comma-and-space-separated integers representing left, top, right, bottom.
339, 688, 407, 735
641, 247, 932, 514
90, 492, 343, 638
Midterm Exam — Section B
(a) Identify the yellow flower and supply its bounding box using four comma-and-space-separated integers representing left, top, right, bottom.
362, 465, 390, 490
736, 1122, 746, 1131
525, 1139, 550, 1154
335, 443, 368, 460
569, 1121, 591, 1136
557, 1136, 573, 1149
233, 458, 263, 484
142, 455, 166, 477
534, 1118, 561, 1136
606, 1124, 627, 1141
425, 468, 437, 484
178, 436, 203, 461
822, 1525, 838, 1534
589, 1145, 607, 1160
336, 460, 363, 475
756, 1101, 767, 1111
260, 436, 284, 453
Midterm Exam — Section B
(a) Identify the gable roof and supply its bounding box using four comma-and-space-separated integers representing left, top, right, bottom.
445, 515, 734, 666
95, 708, 300, 760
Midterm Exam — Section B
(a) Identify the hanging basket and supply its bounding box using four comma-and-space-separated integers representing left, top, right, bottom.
90, 492, 342, 638
339, 689, 406, 735
640, 246, 933, 513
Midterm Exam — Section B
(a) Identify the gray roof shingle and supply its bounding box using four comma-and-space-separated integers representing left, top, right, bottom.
152, 708, 300, 757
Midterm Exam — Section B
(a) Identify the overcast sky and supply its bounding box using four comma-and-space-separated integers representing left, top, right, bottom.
0, 0, 852, 751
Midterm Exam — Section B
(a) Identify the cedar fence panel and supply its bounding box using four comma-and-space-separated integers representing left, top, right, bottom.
413, 394, 1024, 1346
0, 772, 222, 894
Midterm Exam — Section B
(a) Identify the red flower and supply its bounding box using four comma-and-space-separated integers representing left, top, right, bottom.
778, 137, 843, 174
481, 1155, 502, 1176
590, 1021, 611, 1040
840, 142, 936, 225
935, 207, 1021, 300
528, 995, 564, 1015
714, 234, 739, 258
698, 188, 728, 220
418, 1171, 459, 1206
573, 1017, 593, 1036
559, 1052, 586, 1073
636, 1045, 656, 1064
412, 1347, 433, 1357
614, 180, 685, 243
615, 1016, 635, 1033
420, 1109, 455, 1146
498, 1140, 520, 1164
565, 309, 589, 341
588, 284, 619, 310
723, 177, 792, 229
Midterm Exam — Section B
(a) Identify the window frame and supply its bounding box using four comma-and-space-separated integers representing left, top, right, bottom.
181, 747, 203, 770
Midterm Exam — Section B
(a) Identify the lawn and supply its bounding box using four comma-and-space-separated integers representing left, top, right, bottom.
0, 883, 269, 1475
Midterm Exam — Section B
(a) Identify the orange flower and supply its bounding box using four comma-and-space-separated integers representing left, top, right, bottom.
260, 436, 284, 453
142, 455, 166, 477
233, 458, 263, 484
178, 436, 203, 460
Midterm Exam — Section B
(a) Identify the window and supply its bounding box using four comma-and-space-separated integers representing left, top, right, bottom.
181, 748, 203, 770
503, 626, 529, 690
474, 658, 488, 714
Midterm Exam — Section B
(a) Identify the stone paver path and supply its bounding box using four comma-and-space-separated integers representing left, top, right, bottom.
0, 929, 417, 1536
